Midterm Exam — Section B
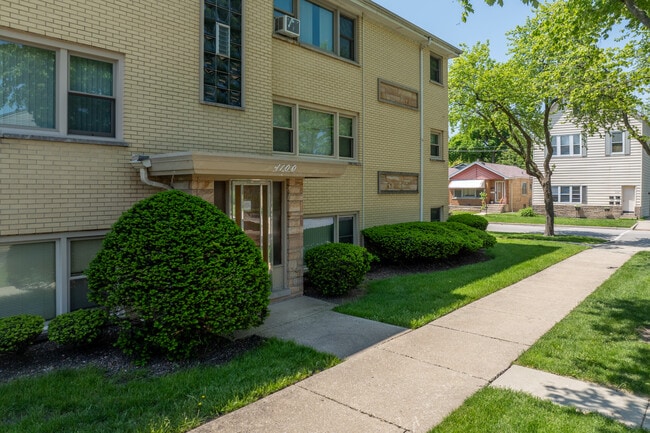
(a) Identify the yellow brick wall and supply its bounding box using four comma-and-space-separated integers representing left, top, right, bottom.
1, 0, 275, 236
276, 15, 453, 229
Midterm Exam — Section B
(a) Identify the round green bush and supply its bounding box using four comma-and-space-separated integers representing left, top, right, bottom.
518, 207, 537, 217
0, 314, 44, 354
362, 221, 496, 264
304, 243, 376, 296
86, 190, 271, 363
447, 213, 489, 231
47, 308, 108, 346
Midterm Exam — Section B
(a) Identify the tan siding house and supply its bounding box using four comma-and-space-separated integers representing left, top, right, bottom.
532, 111, 650, 218
0, 0, 460, 319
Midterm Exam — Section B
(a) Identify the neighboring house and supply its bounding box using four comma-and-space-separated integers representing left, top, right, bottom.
449, 161, 532, 213
0, 1, 460, 319
532, 111, 650, 219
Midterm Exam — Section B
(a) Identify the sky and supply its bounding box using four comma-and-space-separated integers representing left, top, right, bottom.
372, 0, 537, 61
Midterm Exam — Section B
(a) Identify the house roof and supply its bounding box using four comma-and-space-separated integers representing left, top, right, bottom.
449, 161, 529, 180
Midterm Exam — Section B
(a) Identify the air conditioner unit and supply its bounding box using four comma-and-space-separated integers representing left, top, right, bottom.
274, 15, 300, 38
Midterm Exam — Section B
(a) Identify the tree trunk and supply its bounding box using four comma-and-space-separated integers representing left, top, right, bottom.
541, 178, 555, 236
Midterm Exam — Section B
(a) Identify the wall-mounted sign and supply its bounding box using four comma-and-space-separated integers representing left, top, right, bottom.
378, 171, 419, 193
378, 79, 419, 110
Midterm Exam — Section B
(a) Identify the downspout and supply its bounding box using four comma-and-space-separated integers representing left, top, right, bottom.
130, 155, 172, 190
361, 13, 366, 231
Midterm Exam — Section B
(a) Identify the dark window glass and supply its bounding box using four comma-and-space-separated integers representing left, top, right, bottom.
274, 0, 294, 15
338, 216, 354, 244
273, 104, 293, 152
203, 0, 242, 107
431, 133, 440, 157
430, 56, 441, 83
299, 0, 334, 53
430, 207, 442, 222
339, 16, 355, 61
68, 56, 115, 137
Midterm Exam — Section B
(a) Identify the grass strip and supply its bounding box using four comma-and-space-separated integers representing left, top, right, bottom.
335, 238, 585, 328
0, 338, 339, 433
429, 387, 645, 433
517, 251, 650, 396
493, 232, 607, 244
483, 213, 636, 228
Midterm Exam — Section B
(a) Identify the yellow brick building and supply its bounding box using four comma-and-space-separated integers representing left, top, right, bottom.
0, 0, 459, 319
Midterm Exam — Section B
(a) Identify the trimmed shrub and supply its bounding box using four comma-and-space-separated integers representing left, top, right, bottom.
447, 213, 489, 231
47, 308, 108, 346
519, 207, 537, 217
86, 190, 271, 363
304, 243, 376, 296
362, 221, 496, 264
0, 314, 44, 354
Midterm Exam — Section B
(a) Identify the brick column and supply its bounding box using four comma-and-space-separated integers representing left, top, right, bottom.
286, 178, 304, 296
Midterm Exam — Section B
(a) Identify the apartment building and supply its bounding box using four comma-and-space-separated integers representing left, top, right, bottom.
0, 0, 460, 320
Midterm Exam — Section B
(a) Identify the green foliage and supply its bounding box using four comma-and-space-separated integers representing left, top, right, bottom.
362, 222, 496, 265
47, 308, 108, 346
447, 213, 489, 231
304, 243, 376, 296
518, 207, 537, 217
0, 314, 44, 354
86, 190, 271, 363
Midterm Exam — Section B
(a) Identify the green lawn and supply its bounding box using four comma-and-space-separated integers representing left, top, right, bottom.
0, 339, 338, 433
517, 251, 650, 395
483, 213, 636, 228
429, 387, 646, 433
429, 251, 650, 433
492, 232, 607, 244
334, 238, 586, 328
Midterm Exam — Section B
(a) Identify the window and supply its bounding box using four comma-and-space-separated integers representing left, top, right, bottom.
606, 131, 629, 156
552, 185, 584, 203
69, 238, 103, 311
453, 189, 483, 198
273, 103, 356, 159
0, 35, 121, 139
521, 182, 528, 195
303, 215, 356, 251
551, 134, 581, 156
274, 0, 356, 61
203, 0, 243, 107
431, 132, 442, 159
0, 233, 105, 320
430, 207, 442, 222
430, 56, 441, 83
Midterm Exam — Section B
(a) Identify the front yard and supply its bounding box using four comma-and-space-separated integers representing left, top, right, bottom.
430, 251, 650, 433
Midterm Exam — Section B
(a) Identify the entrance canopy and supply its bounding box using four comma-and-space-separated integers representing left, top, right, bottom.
448, 179, 486, 189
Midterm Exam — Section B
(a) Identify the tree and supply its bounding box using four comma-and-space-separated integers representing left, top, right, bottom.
459, 0, 649, 30
448, 125, 525, 167
449, 42, 558, 235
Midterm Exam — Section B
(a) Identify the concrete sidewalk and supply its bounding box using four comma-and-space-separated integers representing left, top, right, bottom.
192, 244, 648, 433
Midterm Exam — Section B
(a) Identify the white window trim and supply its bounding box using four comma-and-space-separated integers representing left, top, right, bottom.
0, 230, 108, 318
303, 213, 358, 250
606, 130, 630, 156
430, 130, 443, 160
552, 185, 584, 204
273, 101, 357, 161
551, 134, 583, 157
0, 29, 125, 143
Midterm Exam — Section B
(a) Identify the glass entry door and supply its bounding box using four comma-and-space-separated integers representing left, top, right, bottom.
231, 181, 285, 293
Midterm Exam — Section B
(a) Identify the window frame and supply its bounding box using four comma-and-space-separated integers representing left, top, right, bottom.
552, 185, 584, 204
0, 230, 108, 320
303, 213, 358, 252
273, 0, 357, 61
0, 31, 124, 143
453, 188, 483, 199
201, 0, 245, 109
606, 130, 629, 156
429, 55, 442, 84
551, 134, 582, 157
273, 102, 357, 160
430, 130, 443, 160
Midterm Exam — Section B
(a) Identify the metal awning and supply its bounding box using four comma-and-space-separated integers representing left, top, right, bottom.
448, 179, 486, 189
